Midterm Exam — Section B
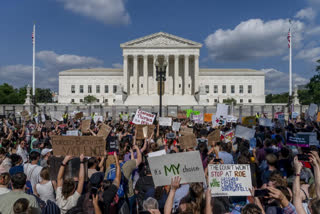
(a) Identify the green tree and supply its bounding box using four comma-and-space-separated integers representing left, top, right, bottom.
84, 95, 97, 103
223, 98, 237, 105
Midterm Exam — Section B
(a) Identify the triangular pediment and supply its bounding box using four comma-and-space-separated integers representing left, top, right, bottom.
120, 32, 202, 48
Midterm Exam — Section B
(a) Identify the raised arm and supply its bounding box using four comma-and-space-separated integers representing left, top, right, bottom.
113, 153, 121, 188
76, 154, 85, 194
164, 176, 181, 214
57, 155, 72, 187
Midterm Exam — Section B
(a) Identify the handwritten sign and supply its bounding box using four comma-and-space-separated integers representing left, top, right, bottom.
179, 134, 197, 149
66, 130, 79, 136
208, 164, 252, 197
242, 116, 256, 126
172, 122, 181, 132
133, 109, 155, 125
148, 151, 206, 186
204, 113, 213, 122
216, 104, 228, 118
51, 136, 106, 157
97, 124, 112, 140
159, 117, 172, 126
81, 120, 91, 133
235, 125, 255, 140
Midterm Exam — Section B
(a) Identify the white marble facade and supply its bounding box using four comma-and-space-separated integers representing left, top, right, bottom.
58, 32, 265, 105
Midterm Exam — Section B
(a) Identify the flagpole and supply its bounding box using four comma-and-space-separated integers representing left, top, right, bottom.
32, 24, 36, 96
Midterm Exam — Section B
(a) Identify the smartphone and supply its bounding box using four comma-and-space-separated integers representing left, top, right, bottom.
254, 189, 269, 197
297, 154, 310, 162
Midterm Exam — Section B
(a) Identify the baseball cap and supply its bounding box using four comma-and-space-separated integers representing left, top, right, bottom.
41, 148, 53, 156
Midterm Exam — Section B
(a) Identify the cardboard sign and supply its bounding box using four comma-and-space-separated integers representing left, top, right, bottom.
287, 132, 310, 147
177, 111, 187, 119
179, 134, 197, 149
136, 125, 155, 139
148, 151, 206, 186
148, 149, 166, 158
21, 110, 29, 117
204, 113, 213, 122
159, 117, 172, 126
51, 136, 106, 157
133, 109, 156, 125
66, 130, 79, 136
74, 112, 83, 120
235, 125, 255, 140
192, 113, 204, 124
216, 104, 228, 118
97, 124, 112, 140
93, 116, 103, 124
172, 122, 181, 132
207, 129, 220, 144
81, 120, 91, 133
242, 116, 256, 126
208, 164, 252, 197
259, 118, 273, 127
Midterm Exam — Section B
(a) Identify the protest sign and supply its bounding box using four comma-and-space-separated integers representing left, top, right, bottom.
74, 112, 83, 120
148, 151, 206, 186
97, 124, 112, 140
241, 116, 256, 126
308, 103, 318, 118
66, 130, 79, 136
208, 164, 252, 197
132, 109, 155, 125
259, 118, 273, 127
204, 113, 213, 122
179, 134, 197, 149
287, 132, 311, 147
192, 113, 204, 124
216, 104, 228, 118
136, 125, 155, 139
81, 120, 91, 133
177, 111, 187, 119
207, 129, 220, 145
148, 149, 166, 158
221, 130, 234, 143
159, 117, 172, 126
235, 125, 255, 141
93, 116, 103, 124
172, 122, 181, 132
51, 136, 106, 157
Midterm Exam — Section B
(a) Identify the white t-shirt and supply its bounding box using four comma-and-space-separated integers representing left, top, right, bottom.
56, 186, 81, 214
23, 163, 43, 188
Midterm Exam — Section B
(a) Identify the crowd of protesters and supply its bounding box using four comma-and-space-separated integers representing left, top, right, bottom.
0, 111, 320, 214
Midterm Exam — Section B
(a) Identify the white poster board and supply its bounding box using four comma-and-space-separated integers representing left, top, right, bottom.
216, 104, 229, 118
132, 109, 156, 125
148, 151, 206, 186
235, 125, 255, 140
208, 164, 252, 197
159, 117, 172, 126
172, 122, 181, 132
66, 130, 79, 136
259, 118, 273, 127
148, 149, 166, 158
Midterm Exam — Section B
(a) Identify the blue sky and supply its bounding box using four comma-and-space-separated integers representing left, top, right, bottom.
1, 0, 320, 93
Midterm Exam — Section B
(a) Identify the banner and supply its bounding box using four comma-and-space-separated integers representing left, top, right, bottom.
287, 132, 311, 147
179, 134, 197, 149
216, 104, 228, 118
159, 117, 172, 126
148, 151, 206, 186
204, 113, 213, 122
241, 116, 256, 126
208, 164, 252, 197
172, 122, 181, 132
51, 136, 106, 157
97, 124, 112, 140
259, 118, 273, 127
133, 109, 156, 125
66, 130, 79, 136
192, 113, 204, 124
235, 125, 255, 140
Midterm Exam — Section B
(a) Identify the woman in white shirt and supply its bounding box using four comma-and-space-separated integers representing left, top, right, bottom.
34, 167, 56, 203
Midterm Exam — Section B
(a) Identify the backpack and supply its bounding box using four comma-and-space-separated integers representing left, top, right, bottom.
106, 162, 127, 198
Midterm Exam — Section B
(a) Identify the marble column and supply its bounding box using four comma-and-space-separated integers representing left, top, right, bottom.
133, 55, 138, 94
194, 55, 199, 93
143, 55, 148, 95
174, 55, 179, 95
123, 55, 128, 93
184, 54, 189, 95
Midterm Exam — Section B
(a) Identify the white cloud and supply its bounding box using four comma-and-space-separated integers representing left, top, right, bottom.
262, 68, 309, 93
205, 19, 304, 61
296, 47, 320, 62
295, 8, 317, 21
112, 63, 123, 68
58, 0, 130, 25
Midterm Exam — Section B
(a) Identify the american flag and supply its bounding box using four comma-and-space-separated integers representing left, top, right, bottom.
287, 29, 291, 48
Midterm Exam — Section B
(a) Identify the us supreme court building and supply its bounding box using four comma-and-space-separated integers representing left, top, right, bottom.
58, 32, 265, 106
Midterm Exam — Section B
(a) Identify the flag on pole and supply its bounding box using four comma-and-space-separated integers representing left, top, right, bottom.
287, 29, 291, 48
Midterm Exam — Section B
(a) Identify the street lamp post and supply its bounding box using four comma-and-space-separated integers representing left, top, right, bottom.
155, 59, 167, 117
